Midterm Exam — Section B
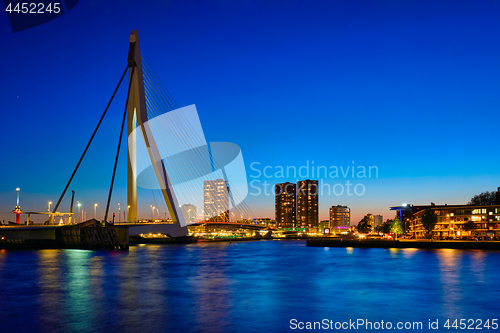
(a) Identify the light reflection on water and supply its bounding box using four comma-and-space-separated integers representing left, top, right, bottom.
0, 241, 499, 333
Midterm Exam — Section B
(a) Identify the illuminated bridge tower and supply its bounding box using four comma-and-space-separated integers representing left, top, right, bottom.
126, 30, 187, 237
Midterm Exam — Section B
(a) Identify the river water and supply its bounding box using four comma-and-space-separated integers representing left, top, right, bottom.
0, 240, 499, 332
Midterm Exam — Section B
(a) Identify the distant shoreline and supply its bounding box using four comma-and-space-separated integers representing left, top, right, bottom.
307, 238, 500, 250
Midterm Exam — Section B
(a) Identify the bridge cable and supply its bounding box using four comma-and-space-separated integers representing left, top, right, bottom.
52, 65, 129, 215
104, 65, 136, 222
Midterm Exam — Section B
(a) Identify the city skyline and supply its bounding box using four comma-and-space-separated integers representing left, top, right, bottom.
1, 0, 500, 223
2, 3, 500, 333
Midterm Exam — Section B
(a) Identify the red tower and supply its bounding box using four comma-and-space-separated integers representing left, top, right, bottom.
13, 188, 22, 224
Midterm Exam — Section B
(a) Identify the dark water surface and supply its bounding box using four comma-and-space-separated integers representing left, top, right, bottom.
0, 240, 499, 332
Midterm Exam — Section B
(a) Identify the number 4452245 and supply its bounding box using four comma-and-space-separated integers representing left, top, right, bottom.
444, 319, 498, 330
5, 3, 61, 14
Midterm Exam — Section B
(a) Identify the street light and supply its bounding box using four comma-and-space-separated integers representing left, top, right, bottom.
16, 188, 20, 206
126, 205, 130, 222
118, 203, 121, 223
48, 201, 52, 223
77, 201, 81, 223
150, 205, 155, 220
94, 203, 98, 219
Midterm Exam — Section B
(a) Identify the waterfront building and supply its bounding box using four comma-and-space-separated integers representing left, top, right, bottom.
391, 203, 414, 231
204, 179, 230, 222
188, 221, 265, 238
374, 214, 383, 227
297, 179, 319, 232
181, 204, 197, 223
329, 205, 350, 229
365, 213, 375, 227
319, 220, 330, 233
391, 203, 500, 238
275, 182, 296, 228
255, 218, 275, 227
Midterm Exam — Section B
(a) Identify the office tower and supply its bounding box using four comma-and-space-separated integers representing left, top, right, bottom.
275, 182, 296, 228
329, 205, 350, 228
374, 214, 383, 227
204, 179, 229, 222
297, 179, 319, 231
181, 204, 197, 223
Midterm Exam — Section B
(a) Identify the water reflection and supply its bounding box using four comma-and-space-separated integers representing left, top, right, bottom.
436, 249, 463, 318
401, 248, 419, 259
37, 250, 65, 332
0, 242, 499, 333
63, 250, 93, 332
469, 250, 486, 283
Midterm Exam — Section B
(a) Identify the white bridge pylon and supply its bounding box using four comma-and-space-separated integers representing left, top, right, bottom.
126, 29, 188, 237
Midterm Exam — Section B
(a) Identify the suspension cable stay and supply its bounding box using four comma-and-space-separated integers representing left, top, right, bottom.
104, 65, 136, 222
52, 65, 129, 215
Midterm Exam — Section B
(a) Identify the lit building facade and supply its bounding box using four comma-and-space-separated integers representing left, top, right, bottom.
255, 218, 275, 228
319, 220, 330, 233
275, 182, 296, 228
330, 205, 350, 229
410, 204, 500, 238
181, 204, 197, 223
204, 179, 229, 222
188, 222, 266, 238
365, 213, 374, 227
374, 214, 383, 227
297, 179, 319, 231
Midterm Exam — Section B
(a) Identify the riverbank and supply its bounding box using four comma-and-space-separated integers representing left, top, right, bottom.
129, 236, 310, 245
307, 238, 500, 250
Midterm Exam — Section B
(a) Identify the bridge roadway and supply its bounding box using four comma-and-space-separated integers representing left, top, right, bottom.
0, 221, 188, 239
0, 220, 265, 241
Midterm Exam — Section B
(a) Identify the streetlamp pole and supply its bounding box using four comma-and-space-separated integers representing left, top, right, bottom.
94, 203, 98, 220
77, 201, 81, 223
48, 201, 52, 223
118, 203, 121, 223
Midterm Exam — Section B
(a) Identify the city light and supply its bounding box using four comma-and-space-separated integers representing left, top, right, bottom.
77, 201, 81, 223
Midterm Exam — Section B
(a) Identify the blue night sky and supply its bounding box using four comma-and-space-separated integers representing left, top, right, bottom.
1, 0, 500, 223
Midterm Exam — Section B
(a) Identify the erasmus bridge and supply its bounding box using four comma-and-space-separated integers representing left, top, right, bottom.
1, 30, 256, 247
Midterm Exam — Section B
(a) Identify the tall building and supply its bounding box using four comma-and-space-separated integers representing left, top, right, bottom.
204, 179, 229, 222
364, 213, 375, 227
330, 205, 350, 228
275, 182, 296, 228
374, 214, 383, 227
297, 179, 319, 231
181, 204, 197, 223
